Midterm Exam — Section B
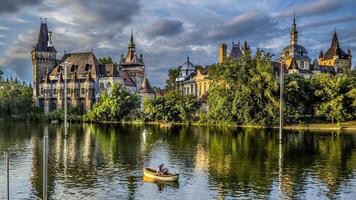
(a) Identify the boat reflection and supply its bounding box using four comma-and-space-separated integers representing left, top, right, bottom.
143, 176, 179, 192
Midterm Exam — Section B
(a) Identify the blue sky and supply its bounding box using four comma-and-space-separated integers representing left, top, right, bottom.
0, 0, 355, 86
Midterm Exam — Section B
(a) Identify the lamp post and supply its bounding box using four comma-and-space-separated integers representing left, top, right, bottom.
279, 63, 284, 143
63, 62, 69, 136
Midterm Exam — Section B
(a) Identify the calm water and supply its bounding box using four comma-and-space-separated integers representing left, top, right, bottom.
0, 122, 355, 199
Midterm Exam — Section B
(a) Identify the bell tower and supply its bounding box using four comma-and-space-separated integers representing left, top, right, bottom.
32, 18, 57, 104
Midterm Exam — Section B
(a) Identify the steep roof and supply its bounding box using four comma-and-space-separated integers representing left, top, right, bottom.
288, 58, 299, 70
49, 52, 99, 79
324, 32, 349, 60
140, 77, 154, 93
229, 42, 243, 59
33, 22, 56, 53
119, 70, 136, 87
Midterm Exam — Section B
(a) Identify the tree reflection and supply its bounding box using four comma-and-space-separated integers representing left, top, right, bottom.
0, 122, 355, 199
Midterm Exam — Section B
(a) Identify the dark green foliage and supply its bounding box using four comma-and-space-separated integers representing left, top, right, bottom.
98, 56, 118, 65
0, 80, 33, 117
208, 52, 279, 126
85, 83, 139, 121
165, 66, 181, 90
143, 91, 199, 122
284, 74, 314, 120
310, 73, 356, 123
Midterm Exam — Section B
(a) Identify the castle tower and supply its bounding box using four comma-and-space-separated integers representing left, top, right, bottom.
119, 29, 145, 91
290, 14, 298, 45
219, 43, 227, 64
317, 31, 352, 73
32, 19, 57, 104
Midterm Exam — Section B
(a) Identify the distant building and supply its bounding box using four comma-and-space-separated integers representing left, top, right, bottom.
219, 41, 250, 64
317, 32, 352, 74
32, 20, 154, 113
175, 57, 210, 99
278, 15, 312, 77
277, 15, 352, 77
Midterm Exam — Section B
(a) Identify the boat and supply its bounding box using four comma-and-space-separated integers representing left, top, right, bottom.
159, 123, 172, 128
143, 168, 179, 182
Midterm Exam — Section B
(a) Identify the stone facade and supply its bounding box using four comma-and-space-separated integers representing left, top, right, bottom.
32, 21, 153, 113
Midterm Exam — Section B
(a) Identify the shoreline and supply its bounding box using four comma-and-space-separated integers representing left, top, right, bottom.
2, 118, 356, 131
121, 120, 356, 131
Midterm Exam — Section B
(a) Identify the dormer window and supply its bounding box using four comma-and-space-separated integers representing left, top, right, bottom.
300, 50, 303, 56
285, 51, 289, 57
85, 64, 91, 71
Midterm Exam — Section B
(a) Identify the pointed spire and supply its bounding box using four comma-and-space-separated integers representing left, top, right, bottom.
140, 77, 153, 93
331, 31, 340, 49
34, 19, 56, 52
128, 28, 135, 48
319, 50, 324, 58
290, 13, 298, 45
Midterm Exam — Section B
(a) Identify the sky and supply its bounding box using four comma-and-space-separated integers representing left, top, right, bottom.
0, 0, 355, 87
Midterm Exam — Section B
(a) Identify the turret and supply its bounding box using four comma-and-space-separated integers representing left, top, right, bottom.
290, 14, 298, 45
32, 19, 57, 101
319, 50, 324, 58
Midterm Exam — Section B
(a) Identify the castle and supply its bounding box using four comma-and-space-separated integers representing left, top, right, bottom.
32, 20, 154, 113
176, 15, 352, 101
278, 15, 352, 76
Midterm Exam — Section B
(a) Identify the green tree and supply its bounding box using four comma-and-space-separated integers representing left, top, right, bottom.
284, 74, 313, 120
99, 57, 117, 65
0, 81, 33, 117
165, 66, 181, 90
311, 73, 355, 123
144, 91, 198, 122
208, 52, 279, 126
86, 83, 139, 121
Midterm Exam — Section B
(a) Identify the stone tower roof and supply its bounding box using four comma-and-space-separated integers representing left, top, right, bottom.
324, 32, 350, 60
33, 21, 57, 53
139, 77, 154, 93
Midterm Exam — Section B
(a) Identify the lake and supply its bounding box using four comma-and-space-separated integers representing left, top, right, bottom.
0, 122, 355, 199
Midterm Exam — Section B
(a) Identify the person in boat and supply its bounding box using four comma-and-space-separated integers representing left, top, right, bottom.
157, 163, 169, 175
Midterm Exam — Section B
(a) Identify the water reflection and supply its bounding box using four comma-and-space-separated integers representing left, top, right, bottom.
0, 122, 355, 199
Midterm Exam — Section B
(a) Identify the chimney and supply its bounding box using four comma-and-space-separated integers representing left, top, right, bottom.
219, 43, 227, 64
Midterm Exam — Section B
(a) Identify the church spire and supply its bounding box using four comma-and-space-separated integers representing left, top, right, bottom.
331, 30, 340, 49
290, 13, 298, 45
128, 28, 135, 49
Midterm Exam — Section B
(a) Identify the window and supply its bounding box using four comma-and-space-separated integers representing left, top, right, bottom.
191, 84, 193, 94
85, 64, 91, 71
285, 51, 289, 57
81, 88, 85, 95
300, 61, 304, 69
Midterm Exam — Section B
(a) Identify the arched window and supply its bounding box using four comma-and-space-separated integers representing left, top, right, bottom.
300, 61, 304, 69
285, 51, 289, 57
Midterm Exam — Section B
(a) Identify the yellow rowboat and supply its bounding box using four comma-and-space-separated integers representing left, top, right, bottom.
143, 168, 179, 182
159, 123, 172, 128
